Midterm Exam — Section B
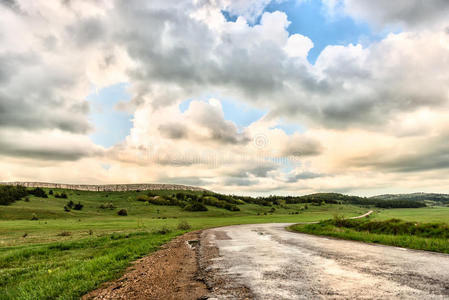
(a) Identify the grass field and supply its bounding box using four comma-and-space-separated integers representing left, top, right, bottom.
0, 188, 365, 300
373, 206, 449, 223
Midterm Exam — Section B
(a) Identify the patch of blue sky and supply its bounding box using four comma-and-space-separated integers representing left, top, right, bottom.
86, 82, 133, 148
223, 0, 398, 64
271, 119, 304, 135
179, 97, 267, 128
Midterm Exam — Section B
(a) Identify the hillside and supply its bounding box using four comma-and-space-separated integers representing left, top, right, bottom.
371, 193, 449, 204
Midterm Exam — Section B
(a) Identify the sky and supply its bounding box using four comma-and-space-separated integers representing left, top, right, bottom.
1, 0, 449, 196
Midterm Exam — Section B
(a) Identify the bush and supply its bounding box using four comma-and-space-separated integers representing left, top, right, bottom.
31, 213, 38, 220
0, 185, 29, 205
177, 221, 191, 230
57, 231, 71, 237
66, 200, 74, 209
183, 202, 208, 211
99, 203, 116, 209
117, 209, 128, 216
64, 206, 71, 212
49, 190, 53, 195
156, 226, 171, 235
73, 202, 83, 210
55, 192, 68, 199
137, 195, 149, 202
28, 187, 48, 198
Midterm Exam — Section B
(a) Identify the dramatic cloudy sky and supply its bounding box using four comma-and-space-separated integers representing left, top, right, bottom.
1, 0, 449, 196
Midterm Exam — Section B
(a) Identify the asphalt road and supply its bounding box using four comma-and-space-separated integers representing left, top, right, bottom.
203, 223, 449, 299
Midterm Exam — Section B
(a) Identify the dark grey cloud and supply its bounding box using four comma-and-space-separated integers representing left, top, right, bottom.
345, 132, 449, 173
158, 123, 187, 139
223, 177, 259, 186
0, 35, 91, 135
281, 135, 322, 157
0, 136, 100, 161
248, 165, 276, 177
287, 171, 325, 183
0, 0, 21, 13
66, 17, 105, 47
344, 0, 449, 29
0, 92, 90, 133
158, 101, 251, 145
228, 164, 277, 178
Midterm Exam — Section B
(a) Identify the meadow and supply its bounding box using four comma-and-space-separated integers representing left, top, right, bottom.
0, 188, 365, 300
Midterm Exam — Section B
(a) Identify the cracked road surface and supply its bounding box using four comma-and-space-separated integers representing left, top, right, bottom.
202, 223, 449, 299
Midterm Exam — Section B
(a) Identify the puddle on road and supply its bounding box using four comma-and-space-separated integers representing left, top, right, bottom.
187, 240, 199, 249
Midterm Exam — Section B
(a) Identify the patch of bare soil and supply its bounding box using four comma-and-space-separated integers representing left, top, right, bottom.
83, 231, 208, 300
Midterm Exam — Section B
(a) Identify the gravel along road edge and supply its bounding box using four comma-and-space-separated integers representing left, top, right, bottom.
82, 231, 209, 300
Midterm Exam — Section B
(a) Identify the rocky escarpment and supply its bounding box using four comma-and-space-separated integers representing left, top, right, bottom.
0, 182, 207, 192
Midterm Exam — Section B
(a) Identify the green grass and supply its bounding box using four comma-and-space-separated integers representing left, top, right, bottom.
373, 206, 449, 223
0, 231, 179, 300
0, 188, 366, 299
290, 217, 449, 254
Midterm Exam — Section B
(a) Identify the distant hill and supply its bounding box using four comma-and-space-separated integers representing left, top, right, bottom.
370, 193, 449, 204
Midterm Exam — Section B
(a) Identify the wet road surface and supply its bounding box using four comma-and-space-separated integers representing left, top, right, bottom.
202, 223, 449, 299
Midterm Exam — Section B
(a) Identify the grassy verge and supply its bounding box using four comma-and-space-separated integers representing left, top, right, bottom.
289, 217, 449, 254
0, 230, 181, 300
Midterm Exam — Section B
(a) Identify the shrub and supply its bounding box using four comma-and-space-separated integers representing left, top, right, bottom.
49, 190, 53, 195
156, 226, 171, 235
73, 202, 83, 210
31, 213, 38, 220
0, 185, 29, 205
55, 192, 68, 199
28, 187, 48, 198
64, 206, 71, 212
99, 203, 116, 209
183, 202, 208, 211
57, 231, 71, 237
66, 200, 74, 209
137, 195, 149, 202
177, 221, 191, 230
24, 197, 30, 202
117, 209, 128, 216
